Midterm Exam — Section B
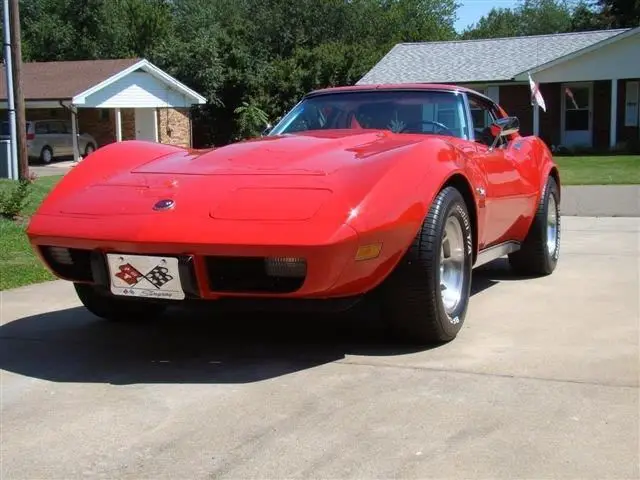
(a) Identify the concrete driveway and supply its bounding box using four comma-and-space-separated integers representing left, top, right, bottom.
1, 216, 638, 479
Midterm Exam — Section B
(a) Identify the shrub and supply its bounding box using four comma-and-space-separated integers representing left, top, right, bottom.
0, 173, 37, 220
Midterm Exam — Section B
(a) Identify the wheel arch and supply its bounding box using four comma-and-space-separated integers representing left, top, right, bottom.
548, 166, 561, 202
440, 173, 478, 263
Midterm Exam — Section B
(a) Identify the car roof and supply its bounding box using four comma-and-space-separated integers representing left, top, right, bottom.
305, 83, 496, 104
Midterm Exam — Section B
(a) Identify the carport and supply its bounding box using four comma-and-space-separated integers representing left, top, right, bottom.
0, 58, 206, 162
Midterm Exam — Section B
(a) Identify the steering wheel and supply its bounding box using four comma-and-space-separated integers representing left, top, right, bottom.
397, 120, 455, 136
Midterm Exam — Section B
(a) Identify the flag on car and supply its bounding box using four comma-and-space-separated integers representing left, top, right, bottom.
528, 73, 547, 112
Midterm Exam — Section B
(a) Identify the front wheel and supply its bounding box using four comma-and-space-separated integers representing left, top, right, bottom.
84, 143, 95, 157
508, 176, 560, 275
40, 146, 53, 164
74, 283, 167, 322
380, 186, 473, 345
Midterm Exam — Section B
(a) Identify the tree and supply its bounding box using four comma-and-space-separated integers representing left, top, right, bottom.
461, 0, 584, 38
596, 0, 640, 27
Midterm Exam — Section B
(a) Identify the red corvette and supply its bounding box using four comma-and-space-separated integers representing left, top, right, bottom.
26, 84, 561, 344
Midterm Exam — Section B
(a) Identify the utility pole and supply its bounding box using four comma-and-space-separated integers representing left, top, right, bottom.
2, 0, 18, 180
8, 0, 27, 180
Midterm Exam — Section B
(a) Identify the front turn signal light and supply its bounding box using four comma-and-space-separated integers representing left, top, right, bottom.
355, 243, 382, 261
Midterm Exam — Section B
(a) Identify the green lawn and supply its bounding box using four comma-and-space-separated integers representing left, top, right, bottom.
0, 154, 637, 290
0, 175, 63, 290
554, 155, 640, 185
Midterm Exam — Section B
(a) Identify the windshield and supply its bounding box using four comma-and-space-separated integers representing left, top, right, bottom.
270, 90, 471, 139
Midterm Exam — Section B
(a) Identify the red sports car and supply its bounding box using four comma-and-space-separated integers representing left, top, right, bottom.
26, 84, 561, 344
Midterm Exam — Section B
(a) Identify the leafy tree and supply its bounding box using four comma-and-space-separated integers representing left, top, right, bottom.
595, 0, 640, 27
233, 101, 270, 139
14, 0, 466, 145
461, 0, 575, 39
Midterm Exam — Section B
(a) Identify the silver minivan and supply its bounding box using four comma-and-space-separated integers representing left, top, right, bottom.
1, 119, 98, 164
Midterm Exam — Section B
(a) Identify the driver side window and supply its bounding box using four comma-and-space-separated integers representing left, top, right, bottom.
468, 96, 504, 148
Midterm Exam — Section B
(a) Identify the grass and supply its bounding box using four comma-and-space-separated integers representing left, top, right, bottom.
0, 154, 637, 290
554, 155, 640, 185
0, 175, 63, 290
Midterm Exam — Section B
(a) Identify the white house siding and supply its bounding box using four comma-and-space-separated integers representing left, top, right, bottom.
77, 72, 192, 109
532, 32, 640, 84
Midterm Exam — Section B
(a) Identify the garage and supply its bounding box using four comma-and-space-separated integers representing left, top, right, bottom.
0, 58, 207, 163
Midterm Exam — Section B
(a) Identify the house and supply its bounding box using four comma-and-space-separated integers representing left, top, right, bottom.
357, 27, 640, 151
0, 58, 207, 161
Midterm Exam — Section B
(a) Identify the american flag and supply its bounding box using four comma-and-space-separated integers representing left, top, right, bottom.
529, 73, 547, 112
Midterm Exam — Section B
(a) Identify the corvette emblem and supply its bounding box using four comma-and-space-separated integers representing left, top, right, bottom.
153, 199, 175, 211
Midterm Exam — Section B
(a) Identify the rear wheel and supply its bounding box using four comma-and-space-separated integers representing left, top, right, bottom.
74, 283, 167, 322
508, 176, 560, 275
380, 186, 473, 345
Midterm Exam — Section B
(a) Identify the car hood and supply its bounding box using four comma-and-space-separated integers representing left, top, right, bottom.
49, 131, 442, 228
131, 130, 424, 176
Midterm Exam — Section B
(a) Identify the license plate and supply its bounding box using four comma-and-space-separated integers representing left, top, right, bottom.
106, 254, 185, 300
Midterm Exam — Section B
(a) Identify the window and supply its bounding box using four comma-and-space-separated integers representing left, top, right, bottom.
47, 121, 64, 134
625, 81, 639, 127
564, 86, 590, 131
467, 95, 503, 147
35, 122, 48, 134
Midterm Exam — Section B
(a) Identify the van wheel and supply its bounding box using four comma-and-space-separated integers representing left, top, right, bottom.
84, 143, 95, 157
40, 146, 53, 164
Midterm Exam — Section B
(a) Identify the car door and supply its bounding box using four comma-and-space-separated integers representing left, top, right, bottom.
50, 120, 71, 156
467, 94, 532, 247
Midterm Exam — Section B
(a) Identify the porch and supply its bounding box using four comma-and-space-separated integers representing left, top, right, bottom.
470, 79, 640, 152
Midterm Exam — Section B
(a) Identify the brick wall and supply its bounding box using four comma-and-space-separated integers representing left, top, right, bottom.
77, 109, 114, 147
157, 107, 191, 147
121, 109, 136, 141
538, 83, 561, 147
498, 85, 533, 137
593, 80, 612, 149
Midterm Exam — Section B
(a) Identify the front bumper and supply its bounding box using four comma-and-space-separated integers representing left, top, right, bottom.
28, 217, 410, 302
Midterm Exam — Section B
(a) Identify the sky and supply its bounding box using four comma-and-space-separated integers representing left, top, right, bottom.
455, 0, 520, 32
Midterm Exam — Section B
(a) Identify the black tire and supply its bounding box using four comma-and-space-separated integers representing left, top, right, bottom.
40, 146, 53, 164
84, 143, 96, 157
74, 283, 167, 322
380, 186, 473, 345
508, 176, 560, 276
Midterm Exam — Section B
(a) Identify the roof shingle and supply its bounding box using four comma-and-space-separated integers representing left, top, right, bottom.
357, 29, 629, 84
0, 58, 141, 101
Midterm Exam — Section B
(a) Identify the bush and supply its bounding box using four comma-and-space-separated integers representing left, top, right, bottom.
0, 173, 37, 220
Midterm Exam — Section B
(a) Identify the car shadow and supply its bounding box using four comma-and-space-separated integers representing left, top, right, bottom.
0, 259, 517, 385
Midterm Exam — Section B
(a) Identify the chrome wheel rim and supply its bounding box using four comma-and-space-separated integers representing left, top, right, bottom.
546, 194, 558, 256
440, 215, 465, 315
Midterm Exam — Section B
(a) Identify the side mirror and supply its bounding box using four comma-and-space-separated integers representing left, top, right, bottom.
489, 116, 519, 149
